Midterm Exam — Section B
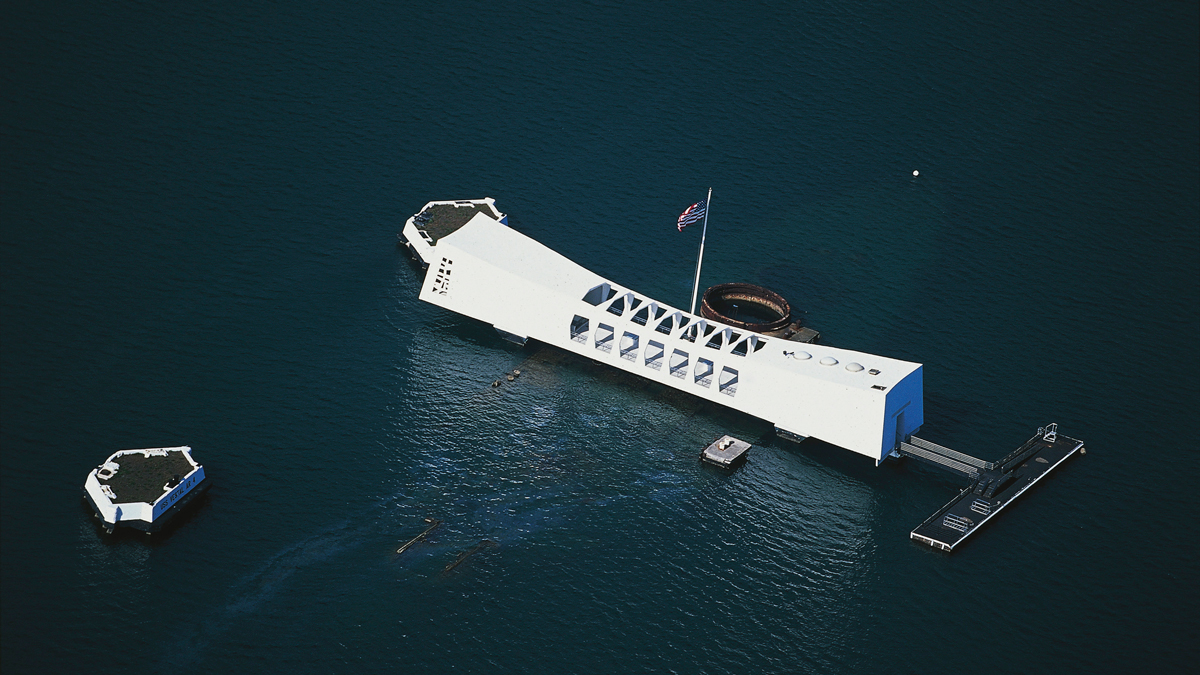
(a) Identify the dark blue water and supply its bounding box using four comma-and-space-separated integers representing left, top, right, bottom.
3, 1, 1196, 672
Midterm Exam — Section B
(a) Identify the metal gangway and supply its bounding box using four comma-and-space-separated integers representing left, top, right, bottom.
897, 436, 995, 478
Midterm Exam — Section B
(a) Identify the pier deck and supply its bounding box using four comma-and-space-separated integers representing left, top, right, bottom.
103, 450, 195, 504
910, 427, 1084, 551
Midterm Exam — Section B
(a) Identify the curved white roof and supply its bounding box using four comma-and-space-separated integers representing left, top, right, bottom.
417, 210, 923, 463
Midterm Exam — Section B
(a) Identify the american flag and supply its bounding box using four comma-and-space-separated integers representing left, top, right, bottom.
677, 199, 708, 232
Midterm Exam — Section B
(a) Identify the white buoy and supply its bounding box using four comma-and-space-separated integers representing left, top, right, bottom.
913, 170, 919, 176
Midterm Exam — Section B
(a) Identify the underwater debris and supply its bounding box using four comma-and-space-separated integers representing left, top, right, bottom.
441, 539, 499, 575
395, 517, 442, 555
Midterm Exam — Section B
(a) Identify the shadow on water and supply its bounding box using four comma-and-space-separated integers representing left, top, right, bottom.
404, 304, 994, 510
161, 483, 616, 665
161, 495, 406, 663
76, 489, 215, 545
151, 308, 934, 666
419, 323, 912, 491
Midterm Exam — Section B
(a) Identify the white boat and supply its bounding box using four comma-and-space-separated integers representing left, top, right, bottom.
402, 199, 923, 465
83, 446, 209, 533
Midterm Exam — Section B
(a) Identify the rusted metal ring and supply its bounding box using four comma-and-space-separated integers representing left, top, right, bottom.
700, 283, 792, 332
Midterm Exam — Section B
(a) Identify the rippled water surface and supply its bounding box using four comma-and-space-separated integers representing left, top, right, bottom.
2, 1, 1197, 673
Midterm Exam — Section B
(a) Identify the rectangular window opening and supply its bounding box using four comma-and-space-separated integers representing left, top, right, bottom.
619, 332, 640, 361
645, 340, 665, 370
694, 358, 714, 387
595, 323, 615, 353
570, 315, 590, 343
669, 349, 689, 378
719, 366, 739, 396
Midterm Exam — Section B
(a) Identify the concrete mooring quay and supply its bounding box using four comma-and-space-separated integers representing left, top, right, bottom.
907, 424, 1084, 552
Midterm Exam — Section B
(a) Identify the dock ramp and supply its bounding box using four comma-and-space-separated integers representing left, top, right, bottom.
909, 425, 1084, 552
899, 442, 978, 477
908, 437, 994, 470
897, 436, 994, 478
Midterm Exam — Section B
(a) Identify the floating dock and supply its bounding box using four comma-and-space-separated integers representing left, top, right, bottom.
700, 435, 750, 469
909, 425, 1084, 551
82, 446, 209, 534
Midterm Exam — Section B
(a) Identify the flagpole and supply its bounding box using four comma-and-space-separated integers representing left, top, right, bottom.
689, 187, 713, 315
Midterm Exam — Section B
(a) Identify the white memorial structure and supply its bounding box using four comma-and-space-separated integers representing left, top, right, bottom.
403, 199, 923, 465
